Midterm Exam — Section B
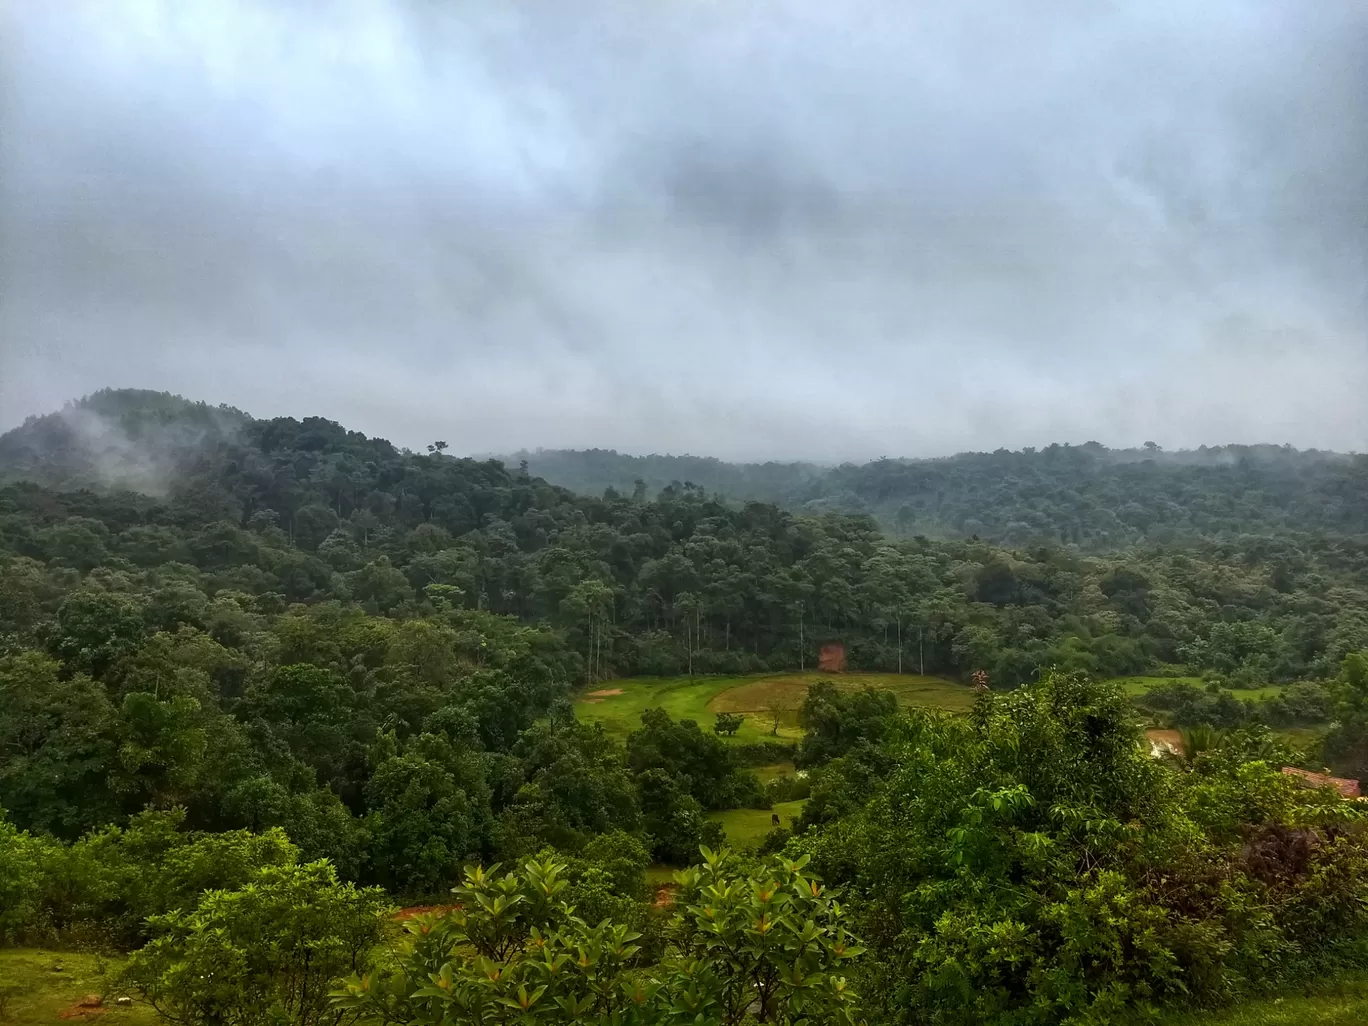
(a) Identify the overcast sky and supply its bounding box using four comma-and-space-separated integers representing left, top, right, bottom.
1, 0, 1365, 460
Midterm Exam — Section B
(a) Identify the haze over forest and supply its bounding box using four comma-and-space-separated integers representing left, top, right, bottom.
3, 0, 1366, 459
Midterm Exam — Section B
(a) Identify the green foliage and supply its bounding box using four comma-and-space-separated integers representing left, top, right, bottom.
0, 812, 59, 944
497, 722, 642, 858
799, 671, 1368, 1025
796, 683, 898, 769
628, 709, 765, 812
333, 850, 864, 1026
514, 443, 1368, 546
1324, 652, 1368, 779
363, 731, 491, 896
712, 711, 744, 736
6, 391, 1368, 1026
0, 806, 301, 948
637, 768, 713, 866
37, 809, 299, 948
122, 860, 390, 1026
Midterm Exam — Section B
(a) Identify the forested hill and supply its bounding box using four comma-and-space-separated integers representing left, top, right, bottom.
3, 387, 1368, 696
502, 447, 826, 508
0, 389, 253, 494
513, 443, 1368, 547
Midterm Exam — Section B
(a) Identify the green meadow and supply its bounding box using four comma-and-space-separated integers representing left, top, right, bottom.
1107, 675, 1288, 701
707, 800, 808, 849
575, 671, 975, 742
0, 949, 154, 1026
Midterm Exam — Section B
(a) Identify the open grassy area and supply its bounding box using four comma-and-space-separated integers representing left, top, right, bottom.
0, 949, 154, 1026
575, 671, 972, 741
1109, 675, 1205, 695
1152, 978, 1368, 1026
754, 761, 796, 783
707, 800, 807, 849
1108, 675, 1288, 701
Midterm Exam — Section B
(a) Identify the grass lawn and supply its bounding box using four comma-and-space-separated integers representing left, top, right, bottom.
576, 671, 972, 741
707, 800, 807, 850
754, 761, 796, 783
644, 864, 679, 887
1152, 978, 1368, 1026
1109, 675, 1206, 696
1109, 676, 1289, 701
0, 949, 154, 1026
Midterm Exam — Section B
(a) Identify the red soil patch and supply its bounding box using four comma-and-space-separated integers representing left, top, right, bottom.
588, 688, 624, 697
817, 642, 847, 673
58, 996, 106, 1019
1282, 766, 1362, 798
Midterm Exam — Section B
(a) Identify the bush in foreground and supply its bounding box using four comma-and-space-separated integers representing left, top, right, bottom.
333, 848, 865, 1026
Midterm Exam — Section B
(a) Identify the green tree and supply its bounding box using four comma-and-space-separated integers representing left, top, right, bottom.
713, 712, 744, 736
46, 590, 147, 680
333, 851, 864, 1026
123, 860, 390, 1026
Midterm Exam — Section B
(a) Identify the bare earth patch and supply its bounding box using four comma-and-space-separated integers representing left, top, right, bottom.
708, 679, 806, 715
588, 688, 624, 697
59, 995, 106, 1019
653, 884, 678, 909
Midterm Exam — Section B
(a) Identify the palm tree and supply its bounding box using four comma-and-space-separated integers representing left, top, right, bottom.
1177, 725, 1226, 767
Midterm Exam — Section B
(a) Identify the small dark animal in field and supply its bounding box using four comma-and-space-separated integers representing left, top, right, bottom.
772, 813, 781, 826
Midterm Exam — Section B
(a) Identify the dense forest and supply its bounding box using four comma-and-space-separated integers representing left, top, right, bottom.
513, 444, 1368, 547
5, 389, 1368, 1025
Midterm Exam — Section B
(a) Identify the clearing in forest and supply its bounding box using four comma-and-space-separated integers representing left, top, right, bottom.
707, 799, 808, 849
0, 949, 155, 1026
574, 671, 971, 741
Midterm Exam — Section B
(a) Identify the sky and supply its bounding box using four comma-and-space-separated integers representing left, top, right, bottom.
1, 0, 1365, 461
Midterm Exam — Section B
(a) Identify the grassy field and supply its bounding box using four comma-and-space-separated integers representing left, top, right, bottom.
576, 671, 973, 741
754, 761, 796, 783
1109, 675, 1205, 696
1152, 978, 1368, 1026
1109, 676, 1289, 701
0, 949, 153, 1026
707, 800, 807, 849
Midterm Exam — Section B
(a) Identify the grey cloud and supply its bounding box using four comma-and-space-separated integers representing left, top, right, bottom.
1, 0, 1364, 461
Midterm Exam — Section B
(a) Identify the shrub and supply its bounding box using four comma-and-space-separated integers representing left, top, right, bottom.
122, 860, 391, 1026
334, 849, 865, 1026
0, 810, 59, 943
799, 671, 1368, 1024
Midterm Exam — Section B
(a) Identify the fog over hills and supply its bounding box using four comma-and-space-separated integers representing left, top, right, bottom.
5, 389, 1365, 547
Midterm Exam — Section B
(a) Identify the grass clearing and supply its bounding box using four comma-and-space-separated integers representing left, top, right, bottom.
644, 864, 679, 887
0, 949, 153, 1026
707, 800, 807, 850
754, 761, 797, 783
1152, 978, 1368, 1026
1109, 675, 1205, 696
1108, 676, 1288, 702
575, 671, 971, 741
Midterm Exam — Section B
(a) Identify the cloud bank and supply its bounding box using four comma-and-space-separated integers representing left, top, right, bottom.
2, 0, 1365, 459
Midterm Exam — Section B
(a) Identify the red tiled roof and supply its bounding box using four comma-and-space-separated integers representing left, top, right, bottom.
1281, 766, 1361, 798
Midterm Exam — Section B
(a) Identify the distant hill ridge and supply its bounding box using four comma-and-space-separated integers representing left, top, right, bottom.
3, 388, 1365, 547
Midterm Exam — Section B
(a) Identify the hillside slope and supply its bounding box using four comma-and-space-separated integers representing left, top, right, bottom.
511, 443, 1368, 547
